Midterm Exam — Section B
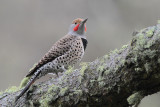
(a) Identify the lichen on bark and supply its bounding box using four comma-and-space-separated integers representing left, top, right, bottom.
1, 23, 160, 107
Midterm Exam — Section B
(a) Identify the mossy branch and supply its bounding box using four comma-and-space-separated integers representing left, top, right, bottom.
1, 23, 160, 107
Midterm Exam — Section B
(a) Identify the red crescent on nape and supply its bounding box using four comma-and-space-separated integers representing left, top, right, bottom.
85, 25, 86, 31
73, 24, 79, 31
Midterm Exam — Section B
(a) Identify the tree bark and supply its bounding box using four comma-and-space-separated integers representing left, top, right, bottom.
1, 23, 160, 107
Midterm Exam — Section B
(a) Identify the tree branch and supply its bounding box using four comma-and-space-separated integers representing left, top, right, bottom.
1, 23, 160, 107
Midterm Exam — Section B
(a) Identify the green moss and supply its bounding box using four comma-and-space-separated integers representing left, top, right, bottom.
0, 91, 3, 96
134, 55, 138, 62
19, 77, 30, 88
104, 54, 109, 59
97, 65, 104, 72
127, 92, 143, 105
59, 87, 68, 96
73, 90, 82, 97
144, 50, 156, 59
144, 41, 153, 48
75, 90, 82, 95
100, 58, 105, 64
132, 26, 156, 51
79, 62, 88, 76
40, 85, 59, 107
154, 73, 160, 78
98, 75, 104, 82
64, 96, 70, 102
144, 63, 151, 73
39, 97, 51, 107
122, 45, 128, 49
120, 45, 128, 51
65, 66, 74, 75
39, 87, 43, 93
4, 86, 19, 93
98, 81, 105, 88
78, 62, 89, 83
107, 48, 119, 58
111, 49, 118, 54
0, 77, 29, 95
28, 100, 34, 107
47, 85, 58, 96
104, 69, 110, 75
121, 59, 125, 64
146, 29, 154, 38
136, 33, 146, 47
158, 58, 160, 63
135, 67, 142, 72
48, 84, 55, 93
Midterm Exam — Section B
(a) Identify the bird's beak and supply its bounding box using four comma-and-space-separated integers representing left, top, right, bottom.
79, 18, 88, 30
82, 18, 88, 24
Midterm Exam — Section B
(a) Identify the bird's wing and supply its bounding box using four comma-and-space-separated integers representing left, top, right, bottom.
26, 35, 77, 77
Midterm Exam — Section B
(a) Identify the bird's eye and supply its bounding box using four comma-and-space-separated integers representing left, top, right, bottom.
75, 23, 77, 25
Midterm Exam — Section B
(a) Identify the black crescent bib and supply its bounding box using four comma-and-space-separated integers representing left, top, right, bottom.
81, 38, 88, 51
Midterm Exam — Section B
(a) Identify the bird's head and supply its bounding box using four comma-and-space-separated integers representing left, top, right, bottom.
68, 18, 88, 38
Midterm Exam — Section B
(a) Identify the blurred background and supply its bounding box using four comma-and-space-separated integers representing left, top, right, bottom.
0, 0, 160, 106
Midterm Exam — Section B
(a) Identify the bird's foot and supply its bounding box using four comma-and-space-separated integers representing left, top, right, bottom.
60, 66, 67, 73
55, 72, 59, 78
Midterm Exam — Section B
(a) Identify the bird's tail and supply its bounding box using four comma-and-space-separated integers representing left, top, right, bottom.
15, 70, 41, 102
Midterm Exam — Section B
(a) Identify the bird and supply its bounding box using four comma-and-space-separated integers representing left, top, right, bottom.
15, 18, 88, 102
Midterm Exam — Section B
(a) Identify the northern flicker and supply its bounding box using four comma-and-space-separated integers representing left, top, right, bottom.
15, 18, 88, 102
